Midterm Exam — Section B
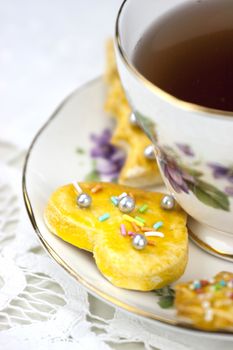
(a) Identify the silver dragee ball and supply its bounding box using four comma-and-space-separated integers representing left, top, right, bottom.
132, 234, 147, 250
129, 112, 139, 126
144, 144, 156, 160
160, 195, 175, 210
118, 195, 135, 213
77, 193, 92, 208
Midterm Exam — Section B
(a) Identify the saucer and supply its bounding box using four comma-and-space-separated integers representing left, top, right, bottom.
23, 77, 233, 340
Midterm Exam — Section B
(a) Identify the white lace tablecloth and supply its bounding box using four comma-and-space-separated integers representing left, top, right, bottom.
0, 1, 232, 349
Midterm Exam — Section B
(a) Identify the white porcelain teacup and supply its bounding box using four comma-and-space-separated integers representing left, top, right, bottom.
115, 0, 233, 260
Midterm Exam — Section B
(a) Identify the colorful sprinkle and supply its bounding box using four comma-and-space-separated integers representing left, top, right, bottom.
111, 196, 119, 206
189, 284, 195, 290
141, 227, 155, 232
202, 301, 210, 309
148, 240, 156, 246
139, 204, 148, 213
134, 216, 146, 224
98, 213, 110, 222
193, 280, 202, 290
72, 181, 83, 194
200, 280, 209, 287
219, 280, 227, 287
204, 309, 213, 322
91, 184, 102, 193
131, 222, 140, 232
153, 221, 164, 230
144, 231, 164, 238
228, 280, 233, 288
120, 224, 127, 236
128, 231, 136, 237
214, 284, 222, 291
122, 214, 144, 227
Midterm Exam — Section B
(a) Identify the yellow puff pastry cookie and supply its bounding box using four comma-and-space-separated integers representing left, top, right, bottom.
45, 182, 188, 291
175, 271, 233, 331
104, 40, 162, 187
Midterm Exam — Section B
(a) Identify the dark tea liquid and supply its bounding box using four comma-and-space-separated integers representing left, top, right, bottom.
133, 0, 233, 111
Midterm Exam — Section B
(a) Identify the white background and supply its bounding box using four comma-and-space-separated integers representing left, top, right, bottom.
0, 0, 122, 148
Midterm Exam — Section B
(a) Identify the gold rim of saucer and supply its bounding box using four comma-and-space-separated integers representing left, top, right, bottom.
189, 229, 233, 262
115, 0, 233, 119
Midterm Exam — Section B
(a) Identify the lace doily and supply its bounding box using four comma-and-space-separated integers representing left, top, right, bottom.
0, 143, 232, 350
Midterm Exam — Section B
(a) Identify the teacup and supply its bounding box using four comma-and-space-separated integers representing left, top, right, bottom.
115, 0, 233, 260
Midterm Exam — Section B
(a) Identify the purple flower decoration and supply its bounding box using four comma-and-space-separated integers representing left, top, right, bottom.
208, 163, 233, 183
176, 143, 194, 157
160, 152, 195, 194
90, 129, 125, 181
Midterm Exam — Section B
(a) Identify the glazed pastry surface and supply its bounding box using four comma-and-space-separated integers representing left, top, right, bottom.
104, 41, 162, 187
175, 271, 233, 331
45, 182, 188, 291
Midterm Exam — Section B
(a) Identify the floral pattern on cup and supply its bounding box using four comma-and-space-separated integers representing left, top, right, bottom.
159, 152, 192, 194
176, 143, 195, 157
208, 163, 233, 183
208, 163, 233, 198
76, 128, 126, 183
136, 112, 231, 212
159, 149, 230, 212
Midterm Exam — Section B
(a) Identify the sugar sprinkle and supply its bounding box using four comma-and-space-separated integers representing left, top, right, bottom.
148, 240, 156, 246
122, 214, 144, 227
204, 309, 213, 322
139, 204, 148, 213
141, 227, 155, 232
120, 224, 127, 236
153, 221, 164, 230
72, 181, 83, 194
111, 196, 119, 206
131, 222, 140, 232
99, 213, 110, 222
91, 184, 102, 193
144, 231, 164, 238
134, 216, 146, 224
128, 231, 136, 237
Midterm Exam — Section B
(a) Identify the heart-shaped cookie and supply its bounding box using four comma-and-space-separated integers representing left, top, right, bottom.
44, 182, 188, 291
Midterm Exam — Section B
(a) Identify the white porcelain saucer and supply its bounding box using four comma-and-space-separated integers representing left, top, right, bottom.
23, 77, 233, 341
